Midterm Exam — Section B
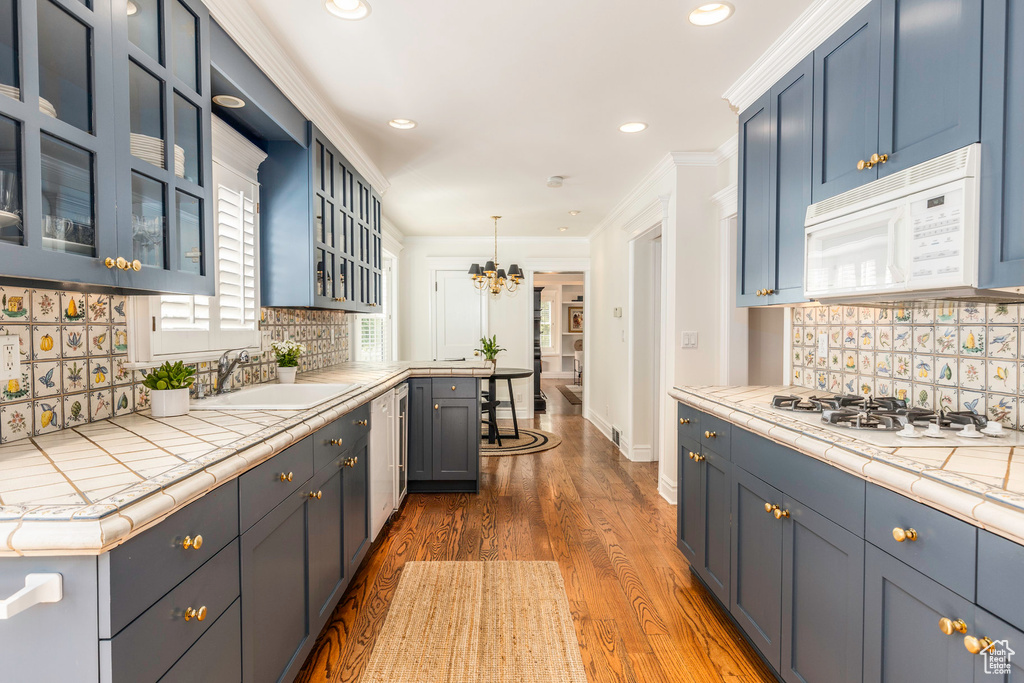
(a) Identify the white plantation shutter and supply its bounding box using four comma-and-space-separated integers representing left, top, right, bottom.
159, 295, 211, 331
216, 186, 257, 330
358, 316, 385, 362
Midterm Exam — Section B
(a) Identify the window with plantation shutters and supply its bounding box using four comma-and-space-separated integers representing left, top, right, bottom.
131, 118, 266, 361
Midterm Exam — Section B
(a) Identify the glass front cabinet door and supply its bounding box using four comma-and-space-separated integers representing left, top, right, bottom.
0, 0, 212, 293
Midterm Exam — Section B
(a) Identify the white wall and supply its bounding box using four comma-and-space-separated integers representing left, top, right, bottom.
398, 237, 589, 417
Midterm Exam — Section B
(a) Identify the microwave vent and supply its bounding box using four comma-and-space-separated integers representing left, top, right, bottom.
806, 145, 976, 223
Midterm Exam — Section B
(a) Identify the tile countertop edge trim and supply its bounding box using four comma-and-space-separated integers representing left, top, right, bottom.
670, 386, 1024, 547
1, 364, 492, 556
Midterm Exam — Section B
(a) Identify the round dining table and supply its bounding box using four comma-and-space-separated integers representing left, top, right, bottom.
485, 367, 533, 444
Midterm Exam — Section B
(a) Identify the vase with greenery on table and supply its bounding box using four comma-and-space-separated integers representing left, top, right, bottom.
475, 335, 506, 370
143, 361, 196, 418
272, 339, 306, 384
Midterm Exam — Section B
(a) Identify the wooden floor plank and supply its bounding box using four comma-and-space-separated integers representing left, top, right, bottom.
295, 380, 777, 683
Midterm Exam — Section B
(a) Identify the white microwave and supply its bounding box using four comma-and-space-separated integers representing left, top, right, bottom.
804, 144, 981, 304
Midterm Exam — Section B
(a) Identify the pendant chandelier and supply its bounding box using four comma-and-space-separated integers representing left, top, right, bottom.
468, 216, 523, 297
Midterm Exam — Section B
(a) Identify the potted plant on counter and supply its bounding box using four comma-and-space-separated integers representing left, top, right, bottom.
475, 335, 506, 370
144, 361, 196, 418
272, 339, 306, 384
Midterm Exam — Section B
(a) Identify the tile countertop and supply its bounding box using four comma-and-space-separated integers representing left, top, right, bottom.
0, 361, 493, 556
671, 385, 1024, 546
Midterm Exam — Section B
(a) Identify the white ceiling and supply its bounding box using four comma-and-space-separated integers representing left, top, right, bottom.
243, 0, 812, 237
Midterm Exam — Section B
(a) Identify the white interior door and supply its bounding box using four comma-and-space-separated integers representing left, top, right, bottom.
433, 270, 487, 360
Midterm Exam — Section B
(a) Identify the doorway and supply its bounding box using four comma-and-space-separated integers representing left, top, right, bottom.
533, 272, 585, 415
627, 226, 663, 462
432, 269, 487, 361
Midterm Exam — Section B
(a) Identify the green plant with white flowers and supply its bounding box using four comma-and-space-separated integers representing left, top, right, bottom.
271, 339, 306, 367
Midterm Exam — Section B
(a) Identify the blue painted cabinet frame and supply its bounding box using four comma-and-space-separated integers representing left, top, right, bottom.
736, 91, 771, 307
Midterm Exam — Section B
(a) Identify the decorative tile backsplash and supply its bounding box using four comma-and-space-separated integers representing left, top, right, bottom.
0, 285, 349, 443
790, 304, 1024, 429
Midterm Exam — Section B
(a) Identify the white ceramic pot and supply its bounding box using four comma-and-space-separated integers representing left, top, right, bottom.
151, 387, 190, 418
278, 366, 298, 384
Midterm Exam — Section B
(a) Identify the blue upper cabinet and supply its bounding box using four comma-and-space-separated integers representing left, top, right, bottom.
736, 56, 813, 308
811, 0, 881, 203
736, 92, 770, 307
0, 0, 213, 294
111, 0, 214, 295
876, 0, 982, 177
979, 0, 1024, 289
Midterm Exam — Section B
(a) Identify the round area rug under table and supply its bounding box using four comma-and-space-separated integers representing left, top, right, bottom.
480, 428, 561, 456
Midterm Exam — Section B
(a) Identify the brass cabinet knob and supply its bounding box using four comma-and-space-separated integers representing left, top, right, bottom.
704, 431, 716, 439
688, 451, 695, 460
333, 297, 346, 302
872, 152, 888, 165
115, 256, 128, 270
939, 617, 968, 635
857, 159, 869, 170
356, 419, 368, 426
679, 418, 690, 424
329, 438, 343, 447
308, 490, 322, 500
104, 257, 116, 269
278, 472, 293, 482
343, 457, 358, 468
451, 385, 457, 391
182, 535, 203, 550
764, 503, 778, 514
892, 527, 918, 543
756, 289, 763, 296
184, 606, 207, 622
434, 404, 439, 410
764, 288, 775, 295
687, 451, 703, 462
131, 259, 142, 271
964, 635, 993, 655
774, 507, 790, 519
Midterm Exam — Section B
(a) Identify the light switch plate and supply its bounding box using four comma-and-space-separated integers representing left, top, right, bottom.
680, 331, 698, 349
0, 335, 19, 382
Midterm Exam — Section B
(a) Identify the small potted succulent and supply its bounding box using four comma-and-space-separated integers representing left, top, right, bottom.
272, 339, 306, 384
475, 335, 506, 370
143, 360, 196, 418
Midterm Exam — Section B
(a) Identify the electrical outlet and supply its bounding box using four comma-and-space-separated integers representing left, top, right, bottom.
817, 331, 828, 359
0, 335, 19, 381
680, 331, 698, 349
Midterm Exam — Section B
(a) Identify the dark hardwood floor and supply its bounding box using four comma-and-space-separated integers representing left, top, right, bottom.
295, 398, 775, 683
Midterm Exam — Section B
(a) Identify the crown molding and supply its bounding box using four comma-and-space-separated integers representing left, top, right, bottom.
722, 0, 870, 114
203, 0, 390, 195
715, 134, 738, 164
621, 195, 671, 236
403, 235, 591, 247
211, 115, 268, 182
588, 154, 675, 239
381, 216, 405, 255
711, 184, 738, 218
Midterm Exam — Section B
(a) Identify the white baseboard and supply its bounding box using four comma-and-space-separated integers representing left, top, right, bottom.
543, 372, 575, 380
585, 408, 613, 441
659, 473, 677, 505
628, 444, 657, 462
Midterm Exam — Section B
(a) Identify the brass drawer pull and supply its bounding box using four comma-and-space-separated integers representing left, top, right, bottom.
679, 418, 690, 424
183, 605, 207, 622
704, 431, 717, 439
308, 490, 322, 500
892, 527, 918, 543
182, 535, 203, 551
939, 617, 967, 635
278, 472, 293, 482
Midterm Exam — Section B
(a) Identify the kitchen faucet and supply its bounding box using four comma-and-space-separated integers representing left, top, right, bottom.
216, 349, 251, 394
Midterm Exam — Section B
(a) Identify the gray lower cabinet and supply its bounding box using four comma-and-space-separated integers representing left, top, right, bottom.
408, 378, 432, 481
432, 398, 479, 480
697, 446, 731, 605
730, 466, 784, 670
973, 608, 1024, 682
407, 378, 481, 493
160, 599, 242, 683
676, 439, 701, 563
308, 456, 346, 625
344, 434, 371, 575
863, 543, 976, 683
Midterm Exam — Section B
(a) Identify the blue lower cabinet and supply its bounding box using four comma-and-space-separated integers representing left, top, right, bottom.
973, 608, 1024, 682
344, 434, 371, 575
730, 467, 784, 670
159, 599, 242, 683
697, 448, 731, 605
780, 497, 863, 683
308, 457, 346, 626
677, 441, 701, 563
864, 543, 975, 683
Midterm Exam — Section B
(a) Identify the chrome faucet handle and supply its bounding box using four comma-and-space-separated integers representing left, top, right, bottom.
237, 351, 250, 364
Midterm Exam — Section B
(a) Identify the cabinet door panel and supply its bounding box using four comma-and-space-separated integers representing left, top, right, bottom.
781, 498, 863, 683
677, 441, 701, 563
407, 379, 432, 481
241, 491, 309, 683
730, 467, 783, 670
812, 0, 881, 202
973, 608, 1024, 682
769, 55, 813, 305
431, 398, 479, 481
736, 91, 771, 306
863, 544, 975, 683
698, 448, 730, 605
308, 461, 345, 626
343, 435, 370, 575
877, 0, 981, 176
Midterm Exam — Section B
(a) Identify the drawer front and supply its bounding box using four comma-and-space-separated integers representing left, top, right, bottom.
312, 403, 370, 472
159, 598, 241, 683
102, 539, 240, 683
240, 439, 314, 532
100, 479, 239, 638
866, 483, 977, 599
700, 413, 732, 458
978, 530, 1024, 632
677, 402, 701, 450
732, 427, 865, 535
433, 378, 478, 400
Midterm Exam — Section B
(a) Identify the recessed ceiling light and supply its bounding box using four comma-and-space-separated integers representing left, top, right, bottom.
212, 94, 246, 109
619, 122, 648, 133
558, 227, 569, 232
126, 0, 138, 15
688, 2, 734, 26
388, 119, 417, 130
325, 0, 371, 20
569, 210, 581, 216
